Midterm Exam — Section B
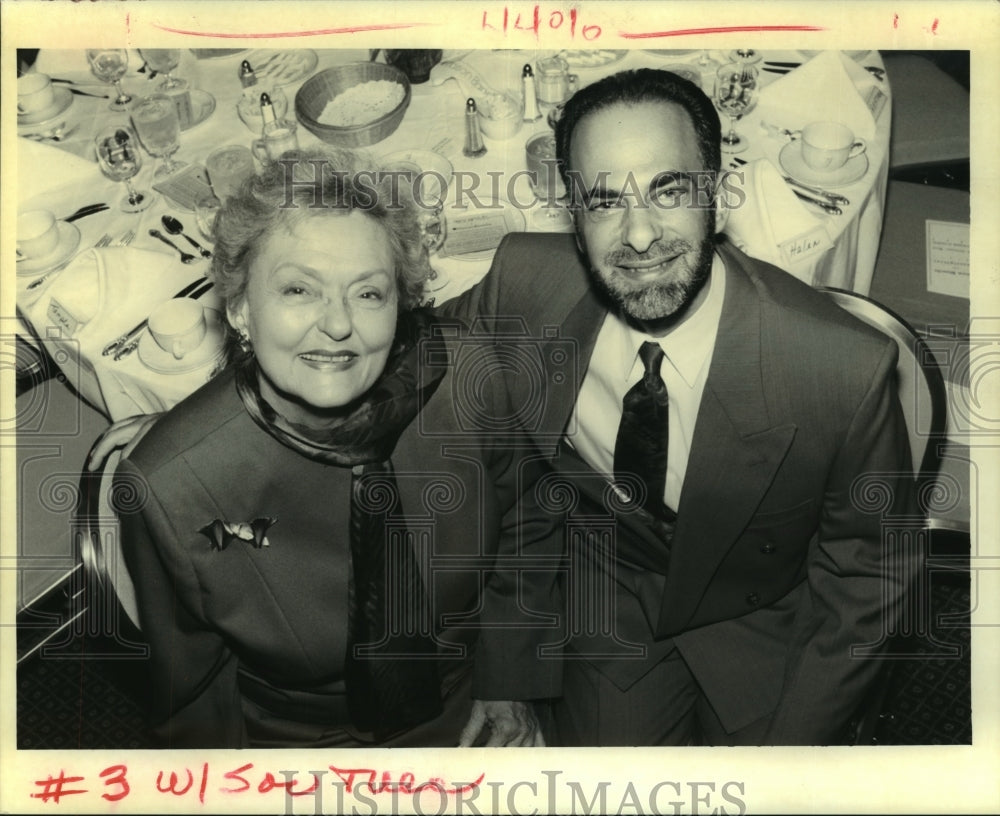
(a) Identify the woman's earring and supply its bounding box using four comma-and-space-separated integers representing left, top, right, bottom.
238, 329, 253, 355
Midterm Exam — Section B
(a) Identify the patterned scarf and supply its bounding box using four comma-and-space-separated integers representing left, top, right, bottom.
235, 308, 447, 737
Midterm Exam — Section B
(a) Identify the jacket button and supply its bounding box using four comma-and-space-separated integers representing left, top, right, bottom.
746, 592, 760, 606
760, 543, 776, 554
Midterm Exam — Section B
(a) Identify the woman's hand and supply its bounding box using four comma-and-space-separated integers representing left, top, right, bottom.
86, 413, 162, 471
458, 700, 545, 747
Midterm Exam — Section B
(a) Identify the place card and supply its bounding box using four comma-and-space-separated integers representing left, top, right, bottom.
152, 163, 214, 212
778, 225, 832, 267
926, 219, 970, 299
438, 199, 525, 259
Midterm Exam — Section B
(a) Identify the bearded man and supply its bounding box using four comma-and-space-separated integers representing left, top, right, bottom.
443, 68, 916, 746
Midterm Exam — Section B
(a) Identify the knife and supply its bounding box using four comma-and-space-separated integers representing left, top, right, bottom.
112, 281, 216, 361
763, 60, 801, 68
64, 203, 110, 223
67, 88, 110, 99
102, 278, 211, 357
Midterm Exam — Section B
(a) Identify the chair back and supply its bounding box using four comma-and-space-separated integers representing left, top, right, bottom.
822, 287, 952, 745
77, 442, 141, 633
819, 287, 949, 484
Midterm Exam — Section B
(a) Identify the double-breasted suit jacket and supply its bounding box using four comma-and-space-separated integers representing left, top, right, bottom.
442, 233, 916, 743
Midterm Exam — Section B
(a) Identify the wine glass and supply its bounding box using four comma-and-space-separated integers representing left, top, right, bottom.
86, 49, 132, 111
94, 125, 154, 213
131, 94, 186, 178
139, 48, 184, 91
713, 61, 759, 154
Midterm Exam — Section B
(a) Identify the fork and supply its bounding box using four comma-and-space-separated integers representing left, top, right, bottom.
25, 231, 133, 291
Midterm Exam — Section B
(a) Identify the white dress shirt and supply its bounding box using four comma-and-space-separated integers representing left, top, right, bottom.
568, 253, 727, 512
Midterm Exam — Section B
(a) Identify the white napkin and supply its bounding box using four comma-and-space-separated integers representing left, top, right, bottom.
19, 246, 215, 414
723, 158, 832, 284
18, 138, 102, 205
756, 50, 879, 143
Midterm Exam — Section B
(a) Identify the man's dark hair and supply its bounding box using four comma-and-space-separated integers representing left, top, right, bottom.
554, 68, 723, 189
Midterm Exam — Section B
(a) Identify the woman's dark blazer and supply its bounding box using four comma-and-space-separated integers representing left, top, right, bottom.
114, 330, 562, 748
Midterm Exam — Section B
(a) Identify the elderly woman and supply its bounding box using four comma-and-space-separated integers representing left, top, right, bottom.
113, 149, 560, 748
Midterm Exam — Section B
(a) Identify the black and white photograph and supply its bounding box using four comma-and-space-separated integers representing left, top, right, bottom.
2, 1, 998, 813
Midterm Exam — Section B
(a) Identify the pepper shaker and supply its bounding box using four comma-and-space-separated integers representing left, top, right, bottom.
239, 59, 258, 89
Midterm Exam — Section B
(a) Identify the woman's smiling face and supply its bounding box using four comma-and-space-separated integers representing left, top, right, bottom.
233, 211, 399, 425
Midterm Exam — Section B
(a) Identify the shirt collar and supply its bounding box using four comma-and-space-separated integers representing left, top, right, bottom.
613, 252, 727, 389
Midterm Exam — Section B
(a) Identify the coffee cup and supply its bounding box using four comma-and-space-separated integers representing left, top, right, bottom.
205, 144, 255, 201
148, 297, 207, 359
251, 119, 300, 164
18, 73, 55, 116
17, 210, 61, 261
800, 121, 867, 172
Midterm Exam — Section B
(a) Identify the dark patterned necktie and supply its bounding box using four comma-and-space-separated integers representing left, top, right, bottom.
613, 341, 675, 522
344, 460, 442, 737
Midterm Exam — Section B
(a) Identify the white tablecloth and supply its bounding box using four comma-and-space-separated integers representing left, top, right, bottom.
18, 47, 891, 420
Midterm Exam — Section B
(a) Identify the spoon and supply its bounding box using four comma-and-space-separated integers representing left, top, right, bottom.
161, 214, 212, 258
148, 228, 197, 263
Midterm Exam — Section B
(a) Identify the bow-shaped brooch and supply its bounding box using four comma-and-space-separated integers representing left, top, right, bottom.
199, 517, 277, 551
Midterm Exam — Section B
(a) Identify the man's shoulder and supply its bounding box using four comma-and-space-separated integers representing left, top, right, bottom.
493, 231, 590, 296
126, 367, 248, 477
724, 242, 892, 352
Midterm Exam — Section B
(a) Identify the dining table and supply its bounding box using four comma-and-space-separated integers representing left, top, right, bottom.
15, 46, 893, 423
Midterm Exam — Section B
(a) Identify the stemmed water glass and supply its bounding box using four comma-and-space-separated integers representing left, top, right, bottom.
131, 94, 185, 178
86, 49, 132, 112
526, 133, 573, 231
713, 61, 759, 154
94, 125, 154, 213
139, 48, 184, 91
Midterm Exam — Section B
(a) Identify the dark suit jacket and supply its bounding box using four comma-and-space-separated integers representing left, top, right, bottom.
116, 331, 562, 748
442, 233, 916, 743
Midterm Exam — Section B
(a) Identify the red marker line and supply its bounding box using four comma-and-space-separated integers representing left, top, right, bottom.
620, 24, 825, 40
151, 22, 425, 38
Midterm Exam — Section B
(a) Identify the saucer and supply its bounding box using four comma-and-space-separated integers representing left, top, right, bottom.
778, 141, 869, 188
191, 48, 248, 59
16, 221, 81, 276
243, 49, 318, 86
660, 65, 701, 84
181, 89, 216, 131
137, 307, 227, 375
17, 86, 73, 127
379, 149, 454, 200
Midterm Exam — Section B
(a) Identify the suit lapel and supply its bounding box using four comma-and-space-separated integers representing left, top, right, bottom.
534, 285, 606, 446
656, 245, 797, 635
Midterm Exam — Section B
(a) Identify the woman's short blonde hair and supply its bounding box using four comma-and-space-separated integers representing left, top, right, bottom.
210, 147, 432, 316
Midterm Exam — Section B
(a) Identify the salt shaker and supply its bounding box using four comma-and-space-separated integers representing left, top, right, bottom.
463, 98, 487, 158
260, 91, 277, 133
522, 64, 541, 123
